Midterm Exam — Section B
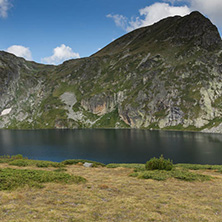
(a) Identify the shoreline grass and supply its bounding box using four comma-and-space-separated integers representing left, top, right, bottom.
0, 154, 221, 184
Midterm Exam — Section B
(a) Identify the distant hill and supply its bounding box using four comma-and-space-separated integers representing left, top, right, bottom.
1, 11, 222, 133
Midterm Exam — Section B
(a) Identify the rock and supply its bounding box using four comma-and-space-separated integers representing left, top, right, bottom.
0, 108, 12, 116
83, 162, 93, 168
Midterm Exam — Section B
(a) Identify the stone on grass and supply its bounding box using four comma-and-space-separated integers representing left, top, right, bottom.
83, 162, 93, 168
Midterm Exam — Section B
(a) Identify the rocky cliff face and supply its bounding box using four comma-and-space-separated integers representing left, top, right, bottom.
1, 11, 222, 133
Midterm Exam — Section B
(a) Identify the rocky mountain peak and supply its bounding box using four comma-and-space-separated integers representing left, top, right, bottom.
93, 11, 221, 57
167, 11, 222, 49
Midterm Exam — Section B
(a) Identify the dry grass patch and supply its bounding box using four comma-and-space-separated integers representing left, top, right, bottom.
0, 160, 222, 221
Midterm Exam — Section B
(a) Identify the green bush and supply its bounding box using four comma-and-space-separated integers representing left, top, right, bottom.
0, 154, 26, 163
9, 159, 29, 167
138, 170, 170, 181
36, 161, 64, 168
145, 155, 173, 171
36, 162, 50, 168
11, 154, 25, 160
0, 168, 86, 190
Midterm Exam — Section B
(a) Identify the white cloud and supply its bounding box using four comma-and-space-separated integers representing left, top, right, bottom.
0, 0, 11, 18
42, 44, 80, 65
164, 0, 222, 29
107, 3, 191, 32
133, 3, 190, 30
106, 14, 128, 30
6, 45, 32, 60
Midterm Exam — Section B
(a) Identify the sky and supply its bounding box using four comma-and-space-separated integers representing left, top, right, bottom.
0, 0, 222, 65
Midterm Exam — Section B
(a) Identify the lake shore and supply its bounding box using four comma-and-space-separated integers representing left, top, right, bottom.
0, 157, 222, 221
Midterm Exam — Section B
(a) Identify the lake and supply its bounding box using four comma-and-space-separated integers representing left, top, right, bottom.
0, 129, 222, 164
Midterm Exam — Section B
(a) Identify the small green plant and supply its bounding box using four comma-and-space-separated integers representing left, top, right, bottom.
145, 155, 173, 171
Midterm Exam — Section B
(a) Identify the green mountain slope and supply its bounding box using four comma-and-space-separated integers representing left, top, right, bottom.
1, 11, 222, 133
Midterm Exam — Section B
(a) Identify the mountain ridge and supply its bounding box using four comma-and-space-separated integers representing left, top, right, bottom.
92, 11, 221, 57
1, 11, 222, 133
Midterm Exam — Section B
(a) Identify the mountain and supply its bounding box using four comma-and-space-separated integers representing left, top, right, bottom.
1, 11, 222, 133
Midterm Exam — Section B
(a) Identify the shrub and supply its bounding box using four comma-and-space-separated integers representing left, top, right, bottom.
145, 155, 173, 171
36, 161, 64, 168
0, 168, 86, 190
138, 170, 170, 181
0, 154, 26, 163
36, 162, 50, 168
9, 159, 29, 167
11, 154, 25, 160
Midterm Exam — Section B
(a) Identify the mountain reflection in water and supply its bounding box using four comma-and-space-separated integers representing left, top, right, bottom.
0, 129, 222, 164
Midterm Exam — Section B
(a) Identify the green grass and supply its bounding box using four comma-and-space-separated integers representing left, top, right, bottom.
52, 82, 81, 99
61, 159, 105, 167
130, 169, 212, 182
36, 108, 68, 129
163, 124, 200, 132
6, 119, 34, 130
200, 117, 222, 130
0, 168, 86, 190
164, 117, 222, 132
154, 110, 167, 119
106, 163, 145, 169
9, 159, 64, 168
0, 155, 65, 168
176, 163, 222, 171
93, 109, 129, 128
107, 162, 215, 182
0, 155, 220, 183
2, 155, 106, 168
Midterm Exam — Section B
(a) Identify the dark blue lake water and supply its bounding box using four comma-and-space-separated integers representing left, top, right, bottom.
0, 129, 222, 164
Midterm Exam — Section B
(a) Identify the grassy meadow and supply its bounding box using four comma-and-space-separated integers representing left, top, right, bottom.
0, 155, 222, 221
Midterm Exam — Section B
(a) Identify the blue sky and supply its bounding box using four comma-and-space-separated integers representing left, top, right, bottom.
0, 0, 221, 64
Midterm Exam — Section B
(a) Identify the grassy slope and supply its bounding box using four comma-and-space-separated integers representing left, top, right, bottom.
0, 157, 222, 221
